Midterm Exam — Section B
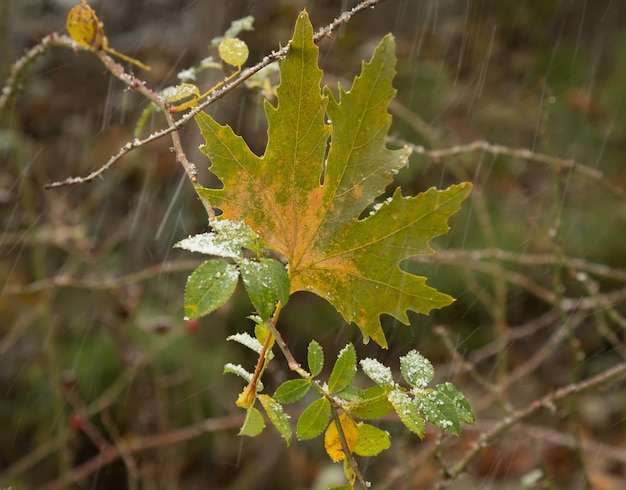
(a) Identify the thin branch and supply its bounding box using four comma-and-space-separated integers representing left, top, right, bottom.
414, 253, 626, 311
0, 33, 83, 114
396, 139, 626, 201
2, 259, 203, 295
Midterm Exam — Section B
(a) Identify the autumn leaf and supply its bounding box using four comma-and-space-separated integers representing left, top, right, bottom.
324, 412, 358, 462
195, 10, 471, 347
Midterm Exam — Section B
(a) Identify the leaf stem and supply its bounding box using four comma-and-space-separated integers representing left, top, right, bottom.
328, 404, 369, 489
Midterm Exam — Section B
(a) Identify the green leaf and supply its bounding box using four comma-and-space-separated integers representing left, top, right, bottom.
195, 10, 471, 348
239, 406, 265, 437
416, 389, 461, 436
183, 260, 239, 319
387, 389, 425, 438
360, 358, 394, 388
400, 350, 434, 389
175, 218, 263, 260
273, 379, 311, 404
349, 386, 394, 420
297, 397, 331, 440
436, 382, 475, 425
354, 423, 391, 457
258, 394, 292, 445
185, 260, 239, 319
240, 258, 290, 320
328, 344, 356, 393
307, 339, 324, 377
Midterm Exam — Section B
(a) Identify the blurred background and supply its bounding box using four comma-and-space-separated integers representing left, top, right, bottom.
1, 0, 626, 488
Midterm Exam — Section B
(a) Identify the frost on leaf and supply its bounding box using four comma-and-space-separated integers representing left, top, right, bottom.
400, 350, 434, 389
223, 363, 264, 391
360, 358, 394, 387
195, 10, 471, 347
227, 332, 274, 360
175, 218, 263, 260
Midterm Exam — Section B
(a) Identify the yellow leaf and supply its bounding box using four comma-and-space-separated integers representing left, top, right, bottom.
218, 38, 249, 68
66, 0, 105, 49
66, 0, 151, 71
324, 412, 358, 462
166, 83, 201, 105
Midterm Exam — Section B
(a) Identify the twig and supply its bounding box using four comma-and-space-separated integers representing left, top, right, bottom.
2, 259, 203, 295
0, 33, 84, 114
396, 139, 626, 201
414, 253, 626, 311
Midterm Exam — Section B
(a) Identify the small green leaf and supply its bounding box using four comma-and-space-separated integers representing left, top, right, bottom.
218, 37, 249, 67
400, 350, 434, 389
240, 258, 290, 320
329, 487, 352, 490
436, 382, 475, 425
328, 344, 357, 393
360, 358, 394, 387
239, 406, 265, 437
416, 389, 461, 436
387, 389, 425, 438
354, 423, 391, 457
297, 397, 331, 440
184, 260, 239, 319
258, 394, 292, 445
349, 386, 394, 420
307, 340, 324, 377
273, 379, 311, 404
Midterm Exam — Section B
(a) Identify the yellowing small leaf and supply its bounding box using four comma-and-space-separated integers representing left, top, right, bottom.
324, 413, 358, 462
66, 1, 151, 71
66, 0, 104, 48
218, 38, 249, 67
166, 83, 201, 105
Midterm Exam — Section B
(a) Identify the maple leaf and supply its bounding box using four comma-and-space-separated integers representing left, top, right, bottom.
195, 11, 471, 347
